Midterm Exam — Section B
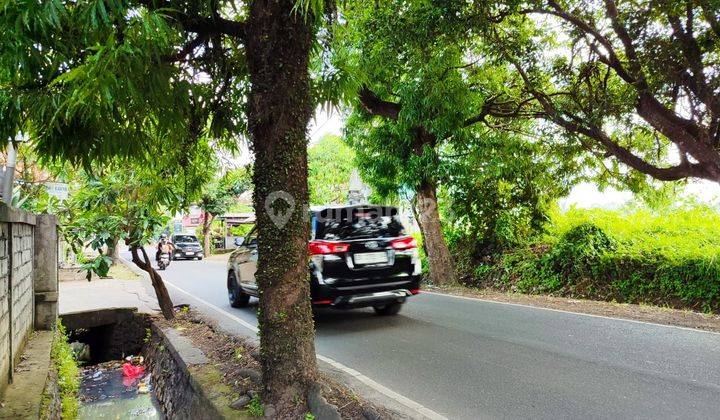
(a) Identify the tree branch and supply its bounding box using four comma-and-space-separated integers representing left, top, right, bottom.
667, 12, 717, 115
504, 52, 715, 181
358, 87, 401, 120
698, 0, 720, 38
525, 1, 636, 84
604, 0, 645, 85
139, 0, 245, 39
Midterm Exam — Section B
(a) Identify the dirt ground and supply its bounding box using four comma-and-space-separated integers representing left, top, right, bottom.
154, 309, 390, 419
427, 284, 720, 333
59, 263, 141, 282
107, 263, 142, 280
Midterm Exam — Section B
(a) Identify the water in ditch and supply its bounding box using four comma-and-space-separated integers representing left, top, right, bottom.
78, 360, 164, 419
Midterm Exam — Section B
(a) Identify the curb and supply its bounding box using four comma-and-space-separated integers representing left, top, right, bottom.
120, 257, 446, 420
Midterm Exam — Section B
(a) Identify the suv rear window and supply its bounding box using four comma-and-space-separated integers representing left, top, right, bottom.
173, 235, 199, 243
313, 206, 405, 240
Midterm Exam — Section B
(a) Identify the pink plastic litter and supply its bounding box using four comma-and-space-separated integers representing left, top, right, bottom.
122, 363, 145, 379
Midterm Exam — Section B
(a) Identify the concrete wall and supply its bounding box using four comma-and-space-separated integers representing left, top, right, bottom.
11, 223, 34, 365
0, 222, 10, 395
0, 204, 58, 396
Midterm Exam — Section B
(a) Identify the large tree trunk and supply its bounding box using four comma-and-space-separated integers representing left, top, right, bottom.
245, 0, 317, 413
107, 237, 120, 265
416, 180, 456, 285
410, 197, 429, 258
202, 210, 214, 256
130, 245, 174, 320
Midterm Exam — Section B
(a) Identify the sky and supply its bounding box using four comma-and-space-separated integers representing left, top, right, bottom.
308, 107, 345, 144
306, 108, 720, 209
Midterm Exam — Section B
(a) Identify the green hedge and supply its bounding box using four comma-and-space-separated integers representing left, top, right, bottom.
460, 205, 720, 313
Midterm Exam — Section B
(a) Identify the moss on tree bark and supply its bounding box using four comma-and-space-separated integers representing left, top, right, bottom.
245, 0, 318, 412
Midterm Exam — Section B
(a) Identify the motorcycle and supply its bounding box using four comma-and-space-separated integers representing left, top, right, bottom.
158, 252, 171, 270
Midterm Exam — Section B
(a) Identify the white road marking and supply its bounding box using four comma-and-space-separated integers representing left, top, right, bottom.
423, 291, 720, 336
163, 280, 448, 420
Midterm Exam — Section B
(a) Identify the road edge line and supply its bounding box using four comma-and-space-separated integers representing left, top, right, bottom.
164, 281, 447, 420
423, 290, 720, 336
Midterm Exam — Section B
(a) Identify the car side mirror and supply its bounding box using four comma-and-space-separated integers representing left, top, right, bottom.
234, 237, 245, 247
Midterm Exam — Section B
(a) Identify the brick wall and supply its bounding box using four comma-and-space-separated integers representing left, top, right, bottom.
0, 204, 57, 397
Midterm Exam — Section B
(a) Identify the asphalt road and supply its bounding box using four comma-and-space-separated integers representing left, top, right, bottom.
127, 253, 720, 419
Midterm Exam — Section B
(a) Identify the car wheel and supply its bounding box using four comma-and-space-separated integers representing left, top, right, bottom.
228, 272, 250, 308
197, 256, 203, 261
373, 302, 403, 316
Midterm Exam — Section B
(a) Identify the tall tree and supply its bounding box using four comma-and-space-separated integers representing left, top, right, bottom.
245, 0, 320, 409
337, 1, 531, 284
1, 0, 327, 410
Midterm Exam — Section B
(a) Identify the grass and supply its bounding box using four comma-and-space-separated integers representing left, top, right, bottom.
460, 203, 720, 313
106, 261, 141, 280
545, 204, 720, 261
247, 394, 264, 417
51, 321, 80, 419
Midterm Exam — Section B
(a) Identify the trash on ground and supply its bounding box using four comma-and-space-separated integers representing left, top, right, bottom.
122, 363, 146, 381
79, 359, 162, 419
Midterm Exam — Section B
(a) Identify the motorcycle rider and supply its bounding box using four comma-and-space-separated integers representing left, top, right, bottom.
156, 235, 175, 263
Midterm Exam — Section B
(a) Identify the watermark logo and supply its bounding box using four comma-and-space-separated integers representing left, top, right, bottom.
264, 191, 296, 228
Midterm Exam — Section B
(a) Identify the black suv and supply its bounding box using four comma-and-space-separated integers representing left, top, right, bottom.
171, 234, 204, 260
227, 205, 421, 315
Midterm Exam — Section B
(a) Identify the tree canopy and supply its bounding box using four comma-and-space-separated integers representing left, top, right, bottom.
474, 0, 720, 183
308, 134, 355, 205
335, 0, 585, 283
1, 0, 326, 409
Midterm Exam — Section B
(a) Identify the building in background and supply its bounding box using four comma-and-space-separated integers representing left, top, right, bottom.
347, 170, 371, 205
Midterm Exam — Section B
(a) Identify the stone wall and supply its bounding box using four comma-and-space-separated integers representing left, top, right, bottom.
143, 324, 237, 419
0, 204, 58, 397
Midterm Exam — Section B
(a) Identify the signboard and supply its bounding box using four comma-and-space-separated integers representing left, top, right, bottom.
45, 182, 69, 200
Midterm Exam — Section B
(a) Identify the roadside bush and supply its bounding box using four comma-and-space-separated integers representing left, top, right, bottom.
541, 223, 616, 281
455, 204, 720, 313
51, 321, 80, 418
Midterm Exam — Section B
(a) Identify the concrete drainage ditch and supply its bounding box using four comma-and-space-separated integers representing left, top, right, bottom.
61, 308, 241, 419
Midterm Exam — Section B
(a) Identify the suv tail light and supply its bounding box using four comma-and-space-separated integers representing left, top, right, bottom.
391, 236, 417, 250
309, 240, 350, 255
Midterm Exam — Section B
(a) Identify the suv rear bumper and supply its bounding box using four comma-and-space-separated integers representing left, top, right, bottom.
311, 275, 421, 309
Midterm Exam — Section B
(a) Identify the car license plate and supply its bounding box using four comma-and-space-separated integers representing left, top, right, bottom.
185, 251, 194, 256
354, 252, 388, 265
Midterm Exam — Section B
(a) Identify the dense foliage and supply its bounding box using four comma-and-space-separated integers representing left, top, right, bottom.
481, 0, 720, 182
443, 132, 576, 255
458, 204, 720, 312
307, 134, 355, 205
336, 0, 584, 284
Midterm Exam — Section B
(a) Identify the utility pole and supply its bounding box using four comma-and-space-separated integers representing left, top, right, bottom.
2, 140, 16, 205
